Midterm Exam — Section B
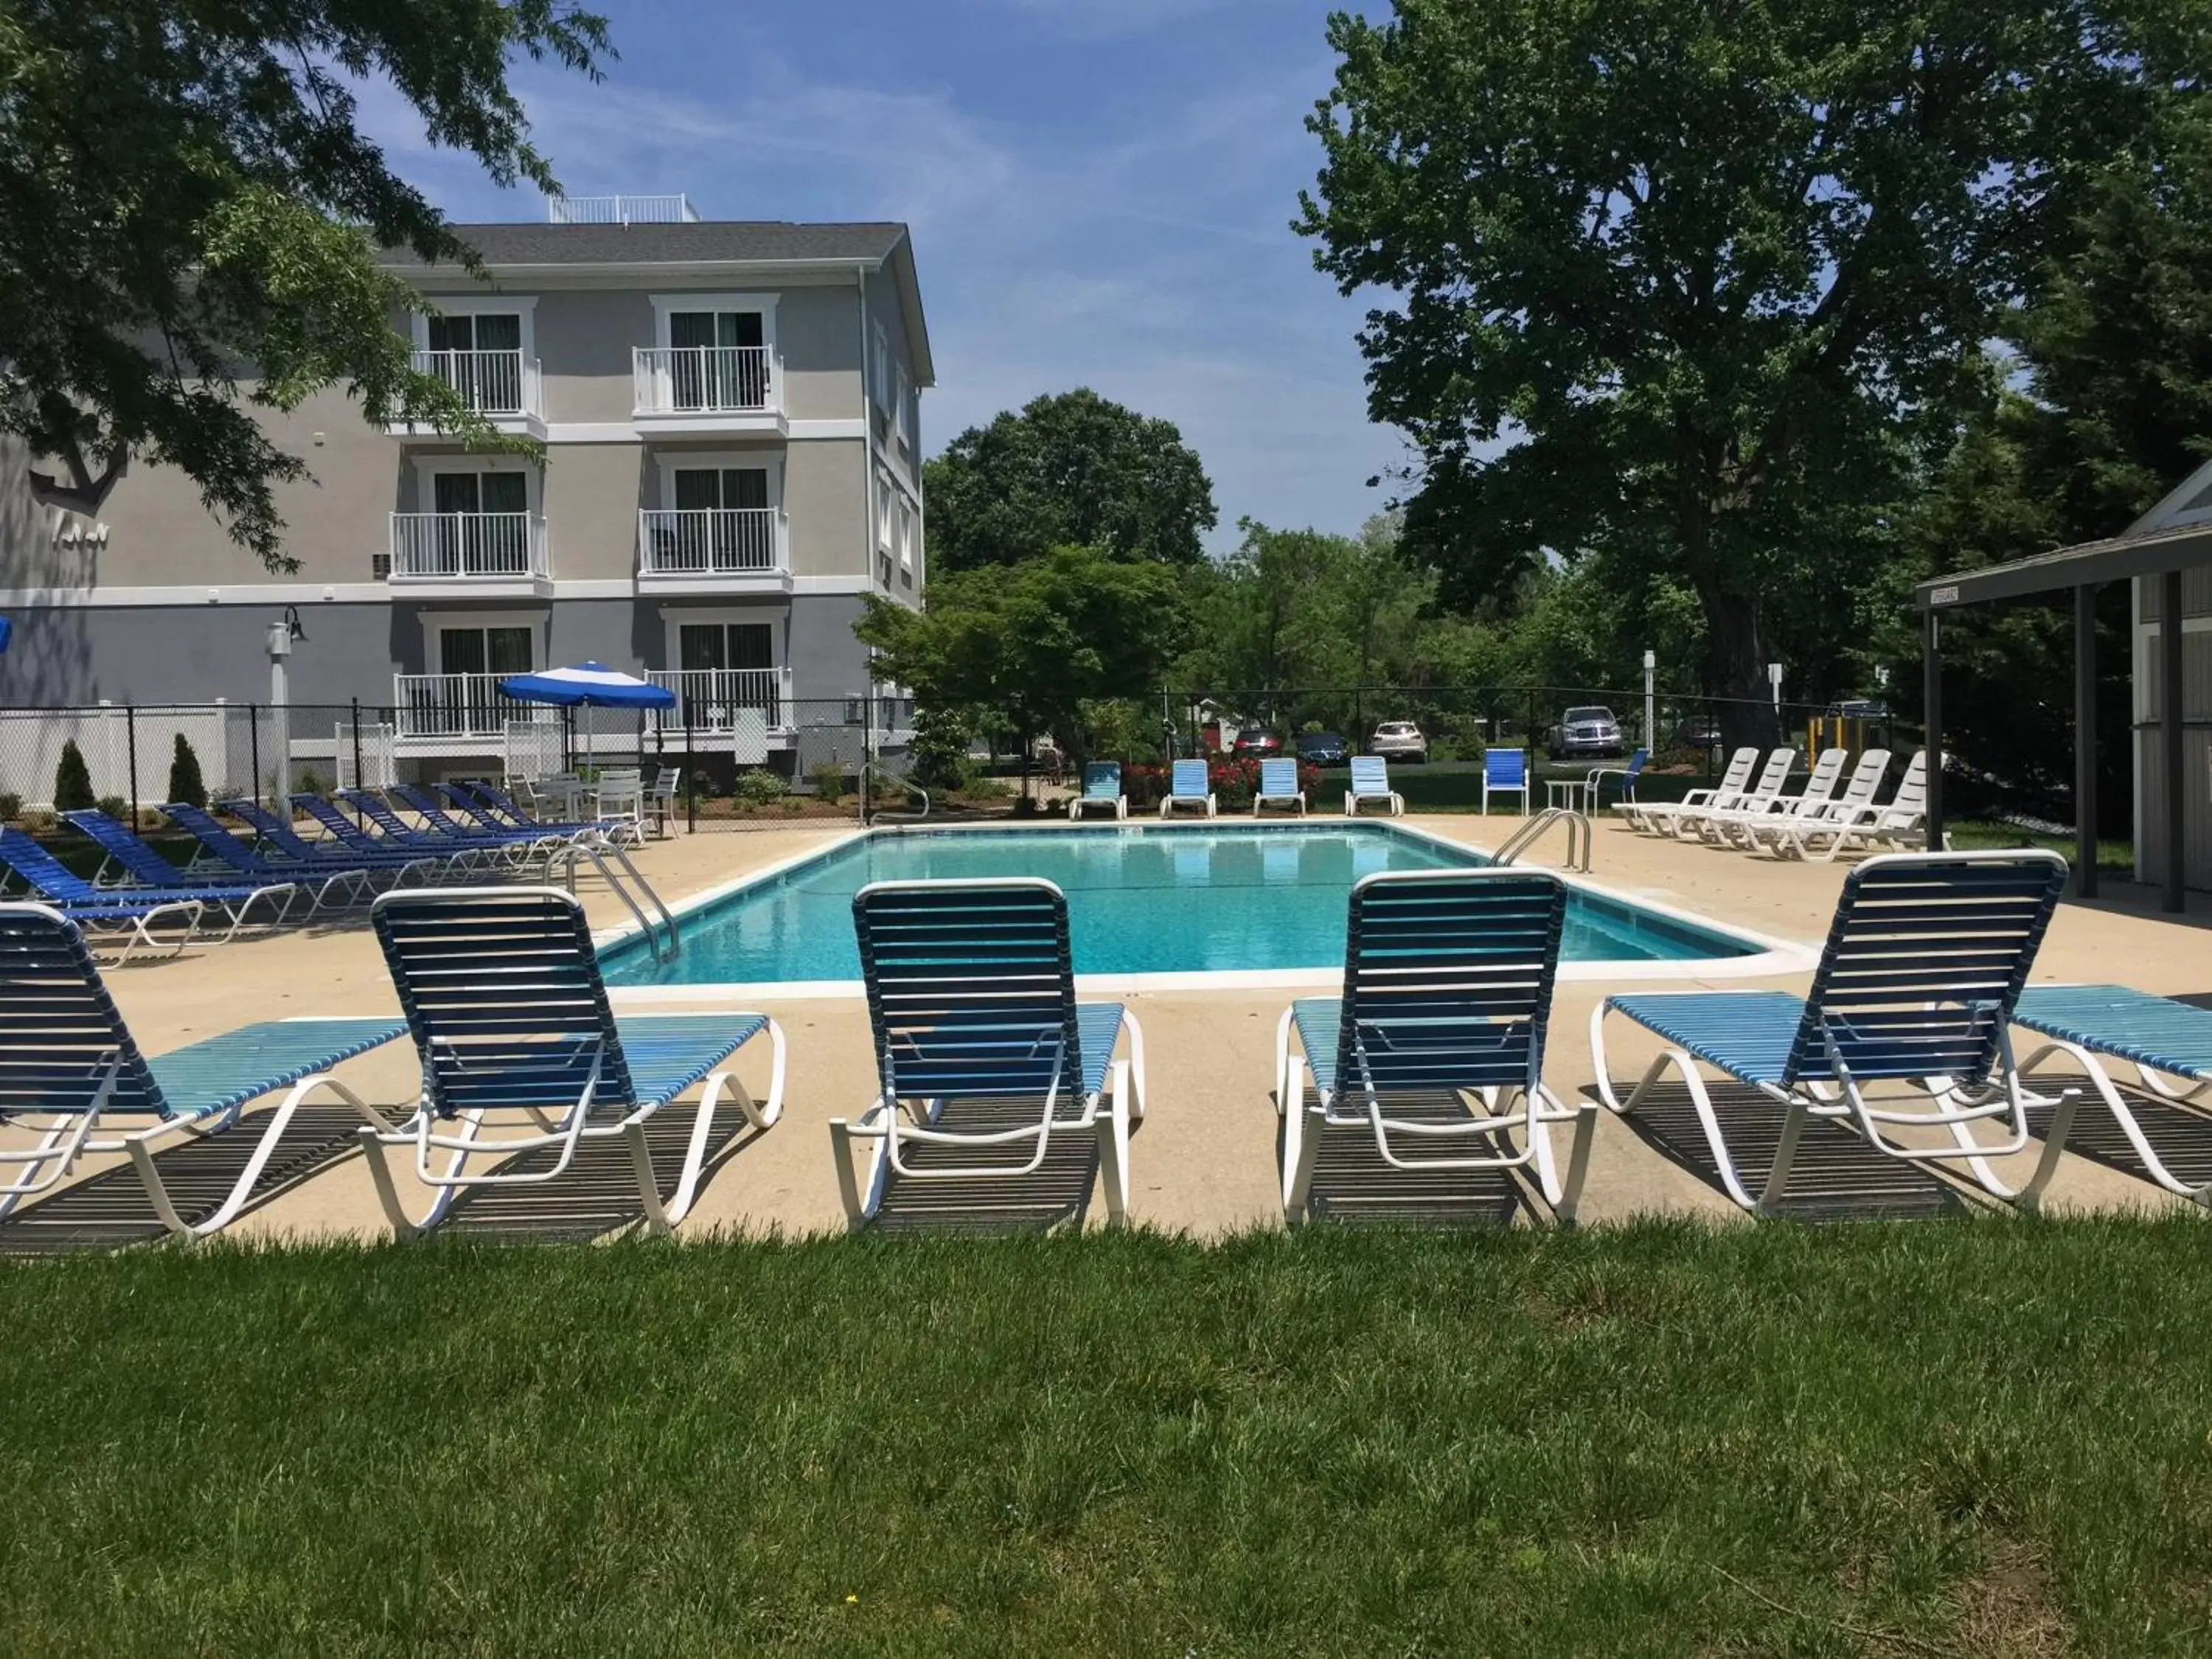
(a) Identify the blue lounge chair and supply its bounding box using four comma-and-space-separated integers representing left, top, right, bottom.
831, 878, 1147, 1227
1344, 754, 1405, 817
220, 797, 447, 883
1481, 748, 1527, 815
1253, 757, 1305, 816
294, 793, 486, 874
63, 809, 301, 933
363, 888, 785, 1237
458, 778, 613, 840
338, 788, 535, 872
392, 783, 566, 858
1068, 761, 1127, 821
1590, 849, 2070, 1214
1158, 757, 1216, 818
0, 827, 209, 961
0, 902, 402, 1235
162, 801, 388, 914
1274, 869, 1594, 1223
2009, 985, 2212, 1207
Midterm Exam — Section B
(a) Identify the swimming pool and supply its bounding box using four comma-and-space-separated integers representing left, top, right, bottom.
602, 822, 1785, 993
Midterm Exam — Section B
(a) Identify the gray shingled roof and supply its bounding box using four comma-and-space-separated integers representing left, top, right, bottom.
380, 220, 909, 269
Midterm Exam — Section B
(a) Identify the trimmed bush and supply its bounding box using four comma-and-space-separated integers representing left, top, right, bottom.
96, 794, 128, 822
54, 740, 94, 813
0, 793, 19, 823
732, 768, 786, 809
167, 734, 208, 809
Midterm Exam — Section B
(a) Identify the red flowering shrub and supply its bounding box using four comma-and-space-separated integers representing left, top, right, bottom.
1120, 757, 1322, 812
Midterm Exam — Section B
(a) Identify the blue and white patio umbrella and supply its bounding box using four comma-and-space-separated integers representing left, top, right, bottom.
496, 661, 675, 710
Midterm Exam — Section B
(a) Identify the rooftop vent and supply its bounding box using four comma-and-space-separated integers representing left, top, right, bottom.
546, 193, 700, 226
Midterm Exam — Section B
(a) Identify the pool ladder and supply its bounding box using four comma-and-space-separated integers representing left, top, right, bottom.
1495, 807, 1593, 873
859, 762, 929, 825
563, 836, 680, 962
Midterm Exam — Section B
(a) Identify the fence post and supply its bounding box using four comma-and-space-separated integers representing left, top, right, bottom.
350, 698, 365, 791
685, 706, 695, 835
125, 703, 139, 826
1525, 688, 1537, 777
860, 690, 873, 824
249, 703, 262, 808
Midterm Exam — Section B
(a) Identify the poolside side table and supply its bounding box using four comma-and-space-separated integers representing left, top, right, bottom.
1544, 779, 1585, 813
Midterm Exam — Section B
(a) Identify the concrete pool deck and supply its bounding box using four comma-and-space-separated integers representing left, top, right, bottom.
18, 813, 2212, 1240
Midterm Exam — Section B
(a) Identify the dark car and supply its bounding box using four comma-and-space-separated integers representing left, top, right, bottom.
1232, 727, 1284, 757
1674, 714, 1725, 751
1298, 731, 1349, 766
1829, 699, 1891, 722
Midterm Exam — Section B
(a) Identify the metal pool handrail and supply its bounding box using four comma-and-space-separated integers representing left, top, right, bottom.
1495, 808, 1593, 873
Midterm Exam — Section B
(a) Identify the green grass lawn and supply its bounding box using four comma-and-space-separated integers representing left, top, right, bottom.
4, 1222, 2210, 1655
1947, 818, 2135, 877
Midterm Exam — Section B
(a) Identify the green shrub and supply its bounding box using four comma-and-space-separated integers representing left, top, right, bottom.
167, 734, 208, 809
808, 759, 848, 801
53, 740, 94, 812
906, 706, 973, 791
0, 792, 20, 823
732, 768, 786, 808
296, 767, 327, 797
96, 794, 127, 822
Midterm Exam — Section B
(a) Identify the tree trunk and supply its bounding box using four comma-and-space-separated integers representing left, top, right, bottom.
1697, 584, 1772, 752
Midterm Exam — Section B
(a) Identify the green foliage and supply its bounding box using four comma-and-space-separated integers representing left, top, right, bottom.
95, 794, 127, 823
52, 740, 92, 812
858, 546, 1188, 788
165, 734, 206, 810
0, 793, 18, 822
1298, 0, 2185, 720
923, 389, 1217, 571
806, 760, 847, 801
296, 767, 326, 798
904, 705, 973, 792
0, 2, 610, 568
731, 768, 785, 808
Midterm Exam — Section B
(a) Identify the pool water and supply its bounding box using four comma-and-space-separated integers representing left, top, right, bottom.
602, 823, 1759, 987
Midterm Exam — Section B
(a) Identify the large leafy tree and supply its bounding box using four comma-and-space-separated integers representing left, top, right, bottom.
1298, 0, 2191, 733
857, 545, 1187, 792
0, 1, 610, 568
922, 389, 1218, 571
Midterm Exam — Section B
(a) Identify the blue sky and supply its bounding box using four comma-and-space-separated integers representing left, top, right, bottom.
362, 0, 1404, 552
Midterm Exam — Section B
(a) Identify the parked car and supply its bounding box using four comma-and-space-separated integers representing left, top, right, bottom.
1298, 731, 1349, 766
1674, 714, 1725, 752
1547, 706, 1624, 760
1369, 720, 1429, 763
1829, 699, 1891, 722
1232, 726, 1284, 757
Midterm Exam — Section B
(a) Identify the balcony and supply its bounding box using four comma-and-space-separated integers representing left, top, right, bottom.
636, 507, 787, 592
648, 668, 795, 740
632, 346, 782, 434
387, 512, 552, 596
388, 349, 545, 439
391, 672, 555, 746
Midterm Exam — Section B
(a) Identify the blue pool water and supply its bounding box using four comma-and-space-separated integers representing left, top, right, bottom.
602, 823, 1759, 987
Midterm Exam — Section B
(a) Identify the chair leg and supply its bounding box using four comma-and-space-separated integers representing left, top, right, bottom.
1094, 1062, 1131, 1226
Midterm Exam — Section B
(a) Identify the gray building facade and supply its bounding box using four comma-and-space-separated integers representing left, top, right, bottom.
0, 201, 931, 772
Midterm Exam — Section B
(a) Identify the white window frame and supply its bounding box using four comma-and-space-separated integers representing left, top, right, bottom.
650, 292, 780, 367
414, 455, 540, 516
409, 294, 538, 361
894, 365, 913, 451
417, 609, 547, 677
661, 605, 790, 674
872, 319, 891, 412
897, 497, 914, 571
875, 470, 897, 552
654, 451, 784, 512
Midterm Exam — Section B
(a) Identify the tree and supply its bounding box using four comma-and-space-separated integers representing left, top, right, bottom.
856, 546, 1188, 799
167, 734, 208, 810
52, 740, 92, 813
0, 2, 611, 568
922, 389, 1218, 571
1298, 0, 2188, 734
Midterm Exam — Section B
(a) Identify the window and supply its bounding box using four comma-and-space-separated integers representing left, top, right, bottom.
876, 476, 895, 552
672, 467, 769, 512
897, 499, 914, 570
418, 470, 531, 575
437, 625, 533, 678
649, 461, 778, 574
872, 320, 891, 412
895, 366, 913, 451
678, 622, 775, 672
417, 308, 527, 412
431, 471, 528, 516
668, 310, 768, 409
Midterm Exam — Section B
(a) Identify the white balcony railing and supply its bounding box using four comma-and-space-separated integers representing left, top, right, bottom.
548, 192, 699, 225
388, 512, 547, 580
647, 668, 793, 732
633, 347, 773, 416
392, 672, 551, 741
637, 508, 783, 576
411, 348, 538, 417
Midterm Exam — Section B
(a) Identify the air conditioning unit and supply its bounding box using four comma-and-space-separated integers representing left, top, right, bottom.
372, 552, 392, 580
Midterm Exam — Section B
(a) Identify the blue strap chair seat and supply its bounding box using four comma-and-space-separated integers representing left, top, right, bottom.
364, 887, 784, 1237
62, 810, 300, 936
1254, 757, 1305, 815
1159, 758, 1215, 818
1275, 869, 1594, 1223
390, 785, 558, 854
0, 828, 209, 961
1591, 849, 2071, 1214
832, 878, 1146, 1227
1069, 762, 1126, 821
221, 798, 432, 869
0, 901, 403, 1237
162, 801, 383, 913
2007, 984, 2212, 1205
1346, 755, 1404, 817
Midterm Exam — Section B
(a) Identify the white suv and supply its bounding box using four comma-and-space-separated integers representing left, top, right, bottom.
1369, 720, 1428, 763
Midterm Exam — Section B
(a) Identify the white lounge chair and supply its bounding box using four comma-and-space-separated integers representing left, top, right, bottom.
1700, 748, 1844, 847
1160, 758, 1217, 818
1616, 746, 1757, 833
1772, 752, 1928, 861
1646, 748, 1796, 840
1745, 750, 1892, 858
1253, 757, 1305, 815
1345, 755, 1405, 816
